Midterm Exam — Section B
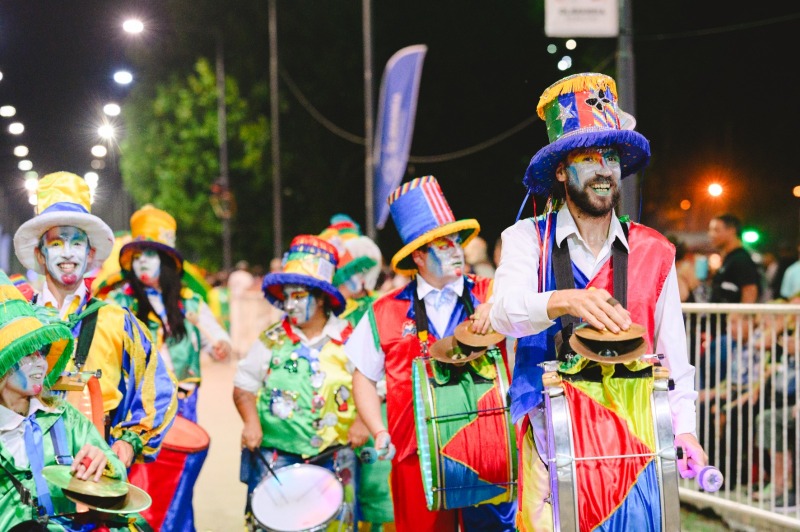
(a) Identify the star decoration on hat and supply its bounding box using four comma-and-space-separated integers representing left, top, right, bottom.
585, 87, 612, 111
557, 102, 575, 123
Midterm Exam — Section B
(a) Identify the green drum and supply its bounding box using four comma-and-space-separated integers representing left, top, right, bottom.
411, 350, 517, 510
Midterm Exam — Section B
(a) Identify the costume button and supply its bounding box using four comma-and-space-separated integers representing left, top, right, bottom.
24, 471, 32, 479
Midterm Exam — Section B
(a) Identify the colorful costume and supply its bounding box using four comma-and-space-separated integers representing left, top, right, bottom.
0, 271, 132, 530
320, 216, 394, 528
346, 176, 516, 532
111, 205, 230, 423
13, 172, 177, 464
489, 73, 698, 530
234, 235, 358, 526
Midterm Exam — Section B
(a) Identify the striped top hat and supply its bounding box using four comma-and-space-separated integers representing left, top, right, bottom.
262, 235, 346, 315
14, 171, 114, 273
388, 176, 480, 276
523, 73, 650, 196
0, 271, 74, 388
119, 205, 183, 273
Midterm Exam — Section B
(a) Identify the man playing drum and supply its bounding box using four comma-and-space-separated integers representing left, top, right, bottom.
233, 235, 368, 529
13, 172, 177, 468
485, 72, 707, 530
347, 176, 516, 532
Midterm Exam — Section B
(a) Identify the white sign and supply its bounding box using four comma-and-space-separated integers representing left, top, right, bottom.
545, 0, 619, 38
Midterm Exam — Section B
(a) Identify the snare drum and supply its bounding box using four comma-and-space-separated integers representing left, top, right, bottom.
540, 356, 680, 532
251, 463, 344, 531
128, 415, 210, 530
411, 351, 517, 510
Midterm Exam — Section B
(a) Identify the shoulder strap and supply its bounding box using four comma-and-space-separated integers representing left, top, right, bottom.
49, 417, 73, 466
612, 222, 630, 308
75, 301, 101, 369
552, 239, 580, 329
0, 458, 39, 513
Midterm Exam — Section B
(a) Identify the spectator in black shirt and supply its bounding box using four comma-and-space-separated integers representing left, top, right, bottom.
708, 213, 761, 304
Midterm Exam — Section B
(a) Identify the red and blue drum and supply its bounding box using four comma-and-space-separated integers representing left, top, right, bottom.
128, 415, 210, 530
535, 357, 680, 532
411, 351, 517, 510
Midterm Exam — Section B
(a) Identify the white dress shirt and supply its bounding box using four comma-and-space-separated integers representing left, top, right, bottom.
489, 207, 698, 437
346, 275, 465, 382
38, 281, 89, 319
0, 398, 57, 468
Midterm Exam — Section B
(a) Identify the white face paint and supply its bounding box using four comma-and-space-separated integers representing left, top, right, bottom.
562, 147, 622, 217
39, 226, 91, 289
132, 248, 162, 288
4, 352, 48, 398
282, 284, 319, 326
424, 234, 464, 283
343, 273, 365, 295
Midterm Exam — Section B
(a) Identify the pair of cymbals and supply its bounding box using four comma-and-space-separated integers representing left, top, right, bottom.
42, 465, 151, 514
568, 323, 648, 363
430, 321, 505, 364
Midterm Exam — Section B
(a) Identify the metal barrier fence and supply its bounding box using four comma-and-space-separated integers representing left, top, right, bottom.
681, 303, 800, 529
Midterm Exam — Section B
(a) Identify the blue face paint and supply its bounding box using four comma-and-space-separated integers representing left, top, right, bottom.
39, 226, 91, 288
5, 353, 47, 397
282, 284, 319, 326
424, 234, 464, 282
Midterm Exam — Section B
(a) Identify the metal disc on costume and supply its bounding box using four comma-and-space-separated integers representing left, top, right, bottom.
42, 465, 128, 498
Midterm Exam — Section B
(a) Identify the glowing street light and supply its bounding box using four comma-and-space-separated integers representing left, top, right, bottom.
565, 39, 577, 50
113, 70, 133, 85
0, 105, 15, 117
98, 124, 116, 139
18, 160, 33, 171
84, 172, 99, 188
708, 183, 723, 197
793, 185, 800, 198
13, 145, 29, 157
122, 18, 145, 34
680, 199, 691, 210
24, 176, 38, 192
8, 122, 24, 135
91, 145, 108, 158
103, 103, 121, 117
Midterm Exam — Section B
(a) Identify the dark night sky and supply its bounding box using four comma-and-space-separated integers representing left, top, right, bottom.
1, 2, 799, 266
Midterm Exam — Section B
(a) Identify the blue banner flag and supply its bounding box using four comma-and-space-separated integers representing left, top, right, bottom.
373, 44, 427, 229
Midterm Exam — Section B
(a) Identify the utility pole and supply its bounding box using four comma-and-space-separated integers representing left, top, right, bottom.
363, 0, 376, 240
617, 0, 639, 221
214, 29, 233, 271
269, 0, 283, 256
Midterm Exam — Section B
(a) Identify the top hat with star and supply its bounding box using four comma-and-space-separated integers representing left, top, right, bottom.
523, 73, 651, 196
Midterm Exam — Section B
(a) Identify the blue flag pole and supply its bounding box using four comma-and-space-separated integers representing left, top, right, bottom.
372, 44, 427, 230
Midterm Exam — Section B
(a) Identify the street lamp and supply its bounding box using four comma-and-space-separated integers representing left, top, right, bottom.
103, 103, 121, 117
113, 70, 133, 85
708, 183, 723, 197
121, 20, 233, 271
8, 122, 24, 135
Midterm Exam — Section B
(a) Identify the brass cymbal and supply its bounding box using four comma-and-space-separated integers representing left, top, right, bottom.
42, 465, 128, 498
453, 321, 505, 348
63, 483, 152, 515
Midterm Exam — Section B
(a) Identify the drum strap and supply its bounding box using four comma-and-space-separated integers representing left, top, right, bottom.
50, 418, 74, 466
74, 300, 102, 370
552, 222, 629, 331
413, 280, 475, 356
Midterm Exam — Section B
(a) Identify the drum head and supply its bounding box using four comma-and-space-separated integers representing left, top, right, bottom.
164, 415, 210, 452
251, 463, 343, 531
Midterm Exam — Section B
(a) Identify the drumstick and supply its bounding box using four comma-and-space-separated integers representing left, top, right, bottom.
253, 449, 283, 486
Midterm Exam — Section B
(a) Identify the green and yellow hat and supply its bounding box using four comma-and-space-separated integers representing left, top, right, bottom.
0, 271, 74, 387
119, 205, 183, 273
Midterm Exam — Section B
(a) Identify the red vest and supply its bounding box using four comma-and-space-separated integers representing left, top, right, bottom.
370, 275, 492, 462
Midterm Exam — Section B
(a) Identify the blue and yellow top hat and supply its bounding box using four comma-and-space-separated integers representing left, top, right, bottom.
14, 172, 114, 273
119, 205, 183, 273
523, 73, 651, 196
388, 176, 480, 276
262, 235, 346, 315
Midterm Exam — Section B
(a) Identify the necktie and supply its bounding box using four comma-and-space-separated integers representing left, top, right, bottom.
23, 414, 54, 515
435, 288, 456, 310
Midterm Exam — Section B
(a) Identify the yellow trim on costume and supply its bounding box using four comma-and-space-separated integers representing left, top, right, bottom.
536, 73, 617, 119
390, 219, 481, 276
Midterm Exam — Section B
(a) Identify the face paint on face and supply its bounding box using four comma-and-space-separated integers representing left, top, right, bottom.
282, 285, 319, 326
343, 274, 365, 295
425, 234, 464, 282
132, 249, 162, 288
6, 352, 48, 398
563, 148, 622, 217
39, 227, 91, 288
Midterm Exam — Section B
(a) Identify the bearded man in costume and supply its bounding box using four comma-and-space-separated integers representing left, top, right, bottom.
486, 73, 706, 530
